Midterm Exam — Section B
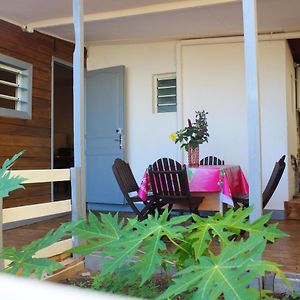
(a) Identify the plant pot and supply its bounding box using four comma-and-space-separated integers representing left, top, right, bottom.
187, 145, 199, 167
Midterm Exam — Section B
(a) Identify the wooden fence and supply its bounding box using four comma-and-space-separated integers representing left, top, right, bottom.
0, 167, 85, 271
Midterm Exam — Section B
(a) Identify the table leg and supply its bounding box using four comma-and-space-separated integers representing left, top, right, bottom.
219, 193, 223, 215
219, 193, 232, 215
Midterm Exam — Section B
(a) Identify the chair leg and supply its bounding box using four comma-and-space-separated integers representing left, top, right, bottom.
222, 203, 229, 214
188, 202, 199, 216
165, 204, 173, 220
192, 208, 200, 215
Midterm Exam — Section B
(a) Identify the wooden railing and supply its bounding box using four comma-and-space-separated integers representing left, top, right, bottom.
0, 167, 84, 270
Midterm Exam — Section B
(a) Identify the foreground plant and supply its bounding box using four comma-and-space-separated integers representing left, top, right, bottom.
72, 211, 190, 284
0, 151, 75, 278
92, 267, 161, 299
1, 222, 75, 278
1, 204, 294, 299
0, 151, 26, 198
71, 207, 291, 300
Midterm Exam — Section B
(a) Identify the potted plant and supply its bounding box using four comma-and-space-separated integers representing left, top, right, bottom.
170, 110, 209, 167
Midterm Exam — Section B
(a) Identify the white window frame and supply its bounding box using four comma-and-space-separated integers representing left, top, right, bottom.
153, 73, 177, 113
0, 53, 32, 119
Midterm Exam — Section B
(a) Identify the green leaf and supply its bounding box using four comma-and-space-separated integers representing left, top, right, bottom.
71, 212, 124, 255
248, 213, 287, 242
247, 259, 291, 290
79, 210, 190, 284
158, 235, 271, 300
1, 221, 74, 278
184, 207, 286, 262
189, 223, 211, 258
0, 151, 26, 198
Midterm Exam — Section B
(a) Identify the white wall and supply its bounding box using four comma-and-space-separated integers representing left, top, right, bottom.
179, 40, 293, 210
180, 41, 248, 169
87, 42, 177, 181
87, 38, 297, 210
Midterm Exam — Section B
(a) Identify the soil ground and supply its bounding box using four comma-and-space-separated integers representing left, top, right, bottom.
58, 269, 300, 300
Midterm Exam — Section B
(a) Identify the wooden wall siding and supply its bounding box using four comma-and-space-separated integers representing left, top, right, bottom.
0, 19, 74, 208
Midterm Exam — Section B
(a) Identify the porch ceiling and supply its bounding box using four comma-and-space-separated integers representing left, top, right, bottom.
1, 0, 300, 45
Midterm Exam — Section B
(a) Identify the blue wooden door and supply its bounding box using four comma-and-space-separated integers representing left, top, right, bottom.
86, 66, 125, 205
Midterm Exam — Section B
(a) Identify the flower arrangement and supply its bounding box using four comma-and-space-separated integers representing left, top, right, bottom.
170, 110, 209, 151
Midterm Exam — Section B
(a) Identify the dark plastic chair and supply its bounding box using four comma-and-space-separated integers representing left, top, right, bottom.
232, 155, 286, 208
112, 158, 159, 221
200, 156, 225, 166
148, 158, 204, 215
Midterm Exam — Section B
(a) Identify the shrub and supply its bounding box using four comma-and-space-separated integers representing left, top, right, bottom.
70, 208, 291, 299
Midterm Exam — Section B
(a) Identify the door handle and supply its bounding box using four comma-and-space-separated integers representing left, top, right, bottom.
115, 128, 123, 149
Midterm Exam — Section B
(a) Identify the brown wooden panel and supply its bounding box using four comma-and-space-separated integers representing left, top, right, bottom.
0, 19, 75, 208
0, 117, 51, 129
0, 124, 50, 137
3, 193, 51, 208
3, 215, 70, 249
6, 183, 51, 198
32, 79, 51, 92
0, 134, 50, 147
32, 88, 51, 100
0, 157, 50, 169
3, 183, 51, 208
0, 145, 50, 159
33, 68, 51, 84
32, 99, 51, 119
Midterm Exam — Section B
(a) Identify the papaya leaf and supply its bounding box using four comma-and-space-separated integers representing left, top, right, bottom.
188, 223, 211, 259
98, 210, 190, 284
170, 237, 195, 268
158, 235, 275, 300
260, 290, 281, 300
71, 212, 125, 255
248, 213, 288, 242
0, 151, 23, 175
247, 259, 291, 290
0, 221, 75, 278
185, 207, 286, 261
3, 255, 62, 279
0, 151, 26, 198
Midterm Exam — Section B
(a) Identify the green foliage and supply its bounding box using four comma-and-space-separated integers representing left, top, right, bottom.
0, 221, 75, 278
72, 212, 124, 256
72, 211, 190, 284
1, 206, 291, 299
158, 235, 284, 300
92, 266, 161, 299
0, 151, 26, 198
174, 110, 209, 151
186, 207, 287, 260
70, 207, 291, 299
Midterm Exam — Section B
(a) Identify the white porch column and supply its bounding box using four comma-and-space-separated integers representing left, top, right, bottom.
72, 0, 86, 220
242, 0, 263, 221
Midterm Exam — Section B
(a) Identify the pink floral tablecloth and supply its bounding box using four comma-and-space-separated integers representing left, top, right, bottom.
137, 165, 249, 206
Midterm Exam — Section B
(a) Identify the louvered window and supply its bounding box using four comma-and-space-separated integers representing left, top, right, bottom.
0, 54, 32, 119
154, 73, 176, 113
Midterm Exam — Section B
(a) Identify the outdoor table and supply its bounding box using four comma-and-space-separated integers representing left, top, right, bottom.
138, 165, 249, 213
